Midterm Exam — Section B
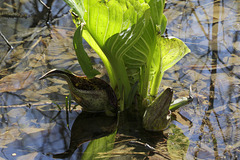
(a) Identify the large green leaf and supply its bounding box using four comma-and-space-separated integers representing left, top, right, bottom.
64, 0, 149, 90
101, 10, 158, 101
157, 36, 190, 73
81, 0, 150, 101
160, 14, 167, 34
81, 1, 153, 103
84, 0, 149, 48
64, 0, 85, 21
82, 27, 116, 88
73, 25, 100, 78
148, 0, 165, 25
160, 37, 190, 71
124, 16, 156, 97
64, 0, 190, 108
150, 36, 191, 96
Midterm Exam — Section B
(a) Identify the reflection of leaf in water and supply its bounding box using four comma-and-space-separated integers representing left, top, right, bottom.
57, 53, 76, 60
28, 53, 46, 68
49, 59, 77, 68
0, 128, 21, 148
20, 127, 45, 135
38, 85, 69, 96
38, 86, 59, 94
53, 85, 69, 95
4, 45, 25, 64
19, 113, 56, 132
42, 77, 67, 84
97, 145, 138, 159
228, 103, 240, 120
39, 121, 56, 129
1, 106, 57, 149
46, 27, 75, 56
51, 26, 75, 40
233, 42, 240, 51
82, 132, 116, 160
21, 90, 46, 102
223, 54, 240, 65
7, 108, 26, 118
167, 124, 189, 160
0, 71, 35, 92
16, 152, 38, 160
45, 53, 76, 62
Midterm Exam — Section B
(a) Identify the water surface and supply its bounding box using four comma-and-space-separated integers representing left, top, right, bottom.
0, 0, 240, 159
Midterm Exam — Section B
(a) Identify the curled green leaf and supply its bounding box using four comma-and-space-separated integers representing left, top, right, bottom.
73, 26, 100, 78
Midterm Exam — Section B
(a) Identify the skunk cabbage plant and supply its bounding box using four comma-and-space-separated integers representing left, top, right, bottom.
63, 0, 190, 110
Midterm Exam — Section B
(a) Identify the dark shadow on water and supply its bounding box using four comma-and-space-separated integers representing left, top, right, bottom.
52, 111, 117, 159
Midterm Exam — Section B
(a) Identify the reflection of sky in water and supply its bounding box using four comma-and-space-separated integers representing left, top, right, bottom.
164, 1, 240, 159
0, 0, 240, 159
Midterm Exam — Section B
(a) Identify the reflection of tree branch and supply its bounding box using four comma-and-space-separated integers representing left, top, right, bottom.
212, 109, 227, 142
0, 30, 14, 64
31, 0, 54, 27
202, 51, 220, 159
38, 0, 52, 27
0, 92, 26, 106
54, 4, 68, 18
204, 1, 219, 157
195, 98, 220, 158
188, 1, 210, 41
194, 1, 226, 158
39, 0, 50, 10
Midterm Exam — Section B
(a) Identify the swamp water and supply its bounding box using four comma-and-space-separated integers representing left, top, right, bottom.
0, 0, 240, 159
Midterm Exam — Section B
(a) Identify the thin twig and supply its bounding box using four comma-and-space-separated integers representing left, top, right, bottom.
38, 0, 52, 26
129, 140, 171, 160
0, 30, 13, 49
38, 0, 50, 10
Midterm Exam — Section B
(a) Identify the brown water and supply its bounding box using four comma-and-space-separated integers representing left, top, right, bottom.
0, 0, 239, 159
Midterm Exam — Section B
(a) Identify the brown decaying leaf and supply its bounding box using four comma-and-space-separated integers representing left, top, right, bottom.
0, 71, 35, 92
172, 112, 192, 127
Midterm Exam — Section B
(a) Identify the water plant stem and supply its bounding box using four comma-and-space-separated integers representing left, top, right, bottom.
150, 71, 164, 96
107, 56, 131, 110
